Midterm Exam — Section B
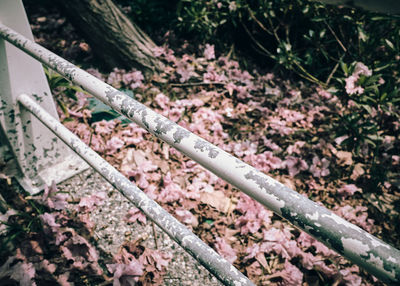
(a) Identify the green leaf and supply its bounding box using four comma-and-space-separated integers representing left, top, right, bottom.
365, 138, 377, 147
62, 117, 75, 123
374, 63, 391, 72
327, 87, 337, 93
392, 97, 400, 103
380, 92, 388, 102
361, 104, 372, 115
357, 26, 368, 42
88, 90, 133, 124
205, 219, 214, 225
358, 75, 367, 85
385, 39, 395, 50
57, 99, 69, 117
340, 61, 348, 76
363, 95, 377, 104
65, 89, 78, 101
119, 89, 135, 99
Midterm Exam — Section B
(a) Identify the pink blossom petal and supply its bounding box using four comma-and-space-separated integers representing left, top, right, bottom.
78, 192, 107, 212
214, 237, 237, 263
338, 184, 361, 197
124, 207, 147, 224
204, 44, 215, 60
107, 261, 143, 286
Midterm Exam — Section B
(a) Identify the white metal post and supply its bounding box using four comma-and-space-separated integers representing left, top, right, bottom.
0, 0, 87, 193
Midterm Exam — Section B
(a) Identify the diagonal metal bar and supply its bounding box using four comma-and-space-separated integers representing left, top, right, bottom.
17, 93, 254, 286
1, 23, 399, 284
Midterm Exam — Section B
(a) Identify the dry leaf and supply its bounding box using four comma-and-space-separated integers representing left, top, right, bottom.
255, 253, 269, 270
335, 151, 353, 166
120, 149, 136, 173
173, 175, 189, 189
162, 144, 169, 160
147, 152, 170, 174
200, 191, 232, 213
350, 163, 365, 180
132, 150, 147, 166
195, 93, 213, 103
224, 228, 239, 243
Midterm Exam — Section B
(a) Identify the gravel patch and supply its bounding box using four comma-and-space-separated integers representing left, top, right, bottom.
59, 168, 222, 286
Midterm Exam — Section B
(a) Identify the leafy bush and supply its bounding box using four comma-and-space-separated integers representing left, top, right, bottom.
176, 0, 400, 192
44, 67, 87, 120
176, 0, 400, 86
115, 0, 178, 35
332, 61, 400, 192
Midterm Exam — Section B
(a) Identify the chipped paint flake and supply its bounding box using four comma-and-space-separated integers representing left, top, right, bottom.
321, 213, 362, 232
172, 128, 191, 144
154, 116, 175, 134
366, 233, 392, 249
306, 212, 319, 221
342, 238, 370, 256
368, 254, 384, 269
194, 139, 219, 158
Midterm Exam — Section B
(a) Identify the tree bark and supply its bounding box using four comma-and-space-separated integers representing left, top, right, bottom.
55, 0, 164, 75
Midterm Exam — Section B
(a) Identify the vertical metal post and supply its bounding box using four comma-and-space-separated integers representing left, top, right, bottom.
0, 0, 87, 193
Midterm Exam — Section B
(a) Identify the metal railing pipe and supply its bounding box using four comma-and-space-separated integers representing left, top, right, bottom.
1, 23, 399, 284
17, 93, 254, 286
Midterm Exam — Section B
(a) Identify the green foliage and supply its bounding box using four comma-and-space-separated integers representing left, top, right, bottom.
2, 206, 43, 243
176, 0, 400, 86
176, 0, 400, 193
115, 0, 178, 34
0, 181, 46, 262
333, 62, 400, 192
87, 90, 133, 124
44, 67, 87, 118
176, 0, 240, 40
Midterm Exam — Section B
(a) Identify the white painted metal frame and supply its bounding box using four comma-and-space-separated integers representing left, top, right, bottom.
0, 0, 88, 193
17, 93, 253, 286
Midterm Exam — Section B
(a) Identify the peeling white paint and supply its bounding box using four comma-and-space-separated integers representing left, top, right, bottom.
367, 255, 396, 279
322, 213, 363, 232
366, 233, 391, 249
265, 193, 285, 212
306, 212, 319, 221
368, 254, 384, 268
342, 238, 370, 256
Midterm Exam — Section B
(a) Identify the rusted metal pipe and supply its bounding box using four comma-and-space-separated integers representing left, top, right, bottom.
1, 23, 399, 284
17, 93, 254, 286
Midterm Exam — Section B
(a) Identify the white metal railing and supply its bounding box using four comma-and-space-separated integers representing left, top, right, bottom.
0, 1, 399, 285
17, 92, 253, 286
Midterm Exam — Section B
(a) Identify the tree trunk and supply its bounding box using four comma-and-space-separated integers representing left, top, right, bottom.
55, 0, 164, 75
